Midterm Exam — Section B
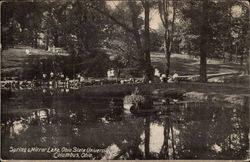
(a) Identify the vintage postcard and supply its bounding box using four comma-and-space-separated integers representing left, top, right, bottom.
1, 0, 249, 161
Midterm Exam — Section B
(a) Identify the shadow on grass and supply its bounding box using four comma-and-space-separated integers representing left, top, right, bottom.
152, 57, 199, 75
152, 56, 242, 75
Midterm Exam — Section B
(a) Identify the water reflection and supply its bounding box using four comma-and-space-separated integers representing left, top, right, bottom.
1, 90, 249, 160
130, 99, 249, 160
101, 144, 121, 160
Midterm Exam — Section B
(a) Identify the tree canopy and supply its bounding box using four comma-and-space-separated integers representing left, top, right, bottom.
2, 0, 249, 79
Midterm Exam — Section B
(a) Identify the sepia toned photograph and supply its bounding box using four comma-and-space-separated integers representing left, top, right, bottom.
1, 0, 249, 160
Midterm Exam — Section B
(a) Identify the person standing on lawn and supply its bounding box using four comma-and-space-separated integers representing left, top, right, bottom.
173, 71, 179, 82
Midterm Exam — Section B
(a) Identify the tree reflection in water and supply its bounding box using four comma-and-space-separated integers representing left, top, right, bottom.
1, 90, 249, 160
126, 98, 249, 160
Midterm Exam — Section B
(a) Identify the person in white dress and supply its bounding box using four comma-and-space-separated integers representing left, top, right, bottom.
172, 71, 179, 82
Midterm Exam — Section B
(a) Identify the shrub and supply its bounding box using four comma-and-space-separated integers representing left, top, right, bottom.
123, 87, 146, 104
123, 94, 146, 105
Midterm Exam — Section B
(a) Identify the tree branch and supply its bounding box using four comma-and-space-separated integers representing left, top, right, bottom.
169, 0, 177, 52
87, 3, 134, 33
158, 0, 166, 27
141, 0, 145, 7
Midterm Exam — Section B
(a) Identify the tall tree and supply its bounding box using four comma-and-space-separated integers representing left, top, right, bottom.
1, 2, 43, 48
180, 0, 249, 79
142, 0, 152, 81
199, 0, 209, 82
180, 0, 212, 82
90, 0, 154, 82
158, 0, 177, 81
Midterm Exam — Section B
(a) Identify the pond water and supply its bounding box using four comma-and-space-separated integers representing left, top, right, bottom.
1, 88, 249, 160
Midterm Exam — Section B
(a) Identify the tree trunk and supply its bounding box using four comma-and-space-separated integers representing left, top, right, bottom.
144, 116, 150, 158
144, 0, 152, 82
34, 29, 38, 48
178, 41, 180, 54
235, 44, 238, 63
160, 118, 170, 159
159, 0, 177, 82
54, 34, 59, 47
247, 50, 250, 74
133, 30, 144, 69
127, 1, 146, 79
229, 52, 233, 62
199, 0, 208, 82
240, 50, 243, 66
46, 30, 49, 50
170, 122, 175, 158
164, 30, 171, 80
83, 3, 89, 51
222, 39, 225, 62
117, 68, 121, 78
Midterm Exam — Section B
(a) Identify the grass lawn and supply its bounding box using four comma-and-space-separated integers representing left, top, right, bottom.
151, 52, 244, 75
1, 47, 66, 75
1, 47, 245, 77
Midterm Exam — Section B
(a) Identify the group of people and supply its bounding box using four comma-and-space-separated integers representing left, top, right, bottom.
40, 72, 88, 88
2, 68, 181, 90
154, 68, 179, 83
41, 72, 69, 81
